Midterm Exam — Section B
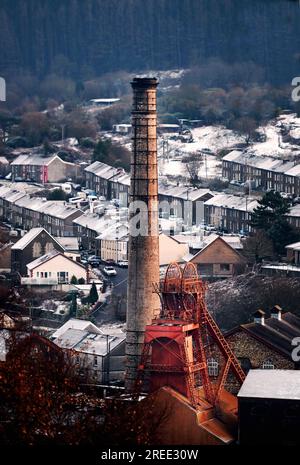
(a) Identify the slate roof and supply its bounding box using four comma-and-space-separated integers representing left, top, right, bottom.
240, 312, 300, 359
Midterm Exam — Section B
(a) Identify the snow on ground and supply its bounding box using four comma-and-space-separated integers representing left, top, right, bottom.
248, 113, 300, 159
158, 125, 243, 178
104, 113, 300, 180
158, 154, 221, 178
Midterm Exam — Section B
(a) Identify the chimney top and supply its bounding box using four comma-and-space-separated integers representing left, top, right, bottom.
131, 77, 158, 88
253, 309, 265, 325
271, 305, 282, 320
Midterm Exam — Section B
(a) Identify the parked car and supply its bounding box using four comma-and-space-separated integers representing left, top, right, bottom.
117, 261, 128, 268
103, 266, 117, 276
88, 255, 101, 267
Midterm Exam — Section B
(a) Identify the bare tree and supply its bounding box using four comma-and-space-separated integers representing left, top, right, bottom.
233, 116, 258, 145
182, 152, 203, 186
242, 230, 274, 264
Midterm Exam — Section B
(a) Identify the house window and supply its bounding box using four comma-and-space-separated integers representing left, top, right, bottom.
33, 241, 42, 258
262, 359, 274, 369
94, 356, 98, 366
238, 357, 252, 373
207, 358, 219, 377
220, 264, 230, 272
45, 242, 54, 254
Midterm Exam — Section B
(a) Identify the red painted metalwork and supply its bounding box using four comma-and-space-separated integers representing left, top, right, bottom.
134, 262, 245, 409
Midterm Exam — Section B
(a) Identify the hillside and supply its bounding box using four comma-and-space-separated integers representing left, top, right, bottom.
1, 0, 300, 83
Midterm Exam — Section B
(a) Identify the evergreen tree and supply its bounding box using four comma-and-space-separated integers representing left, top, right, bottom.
250, 191, 299, 256
69, 292, 77, 317
70, 275, 78, 285
89, 282, 99, 304
92, 139, 112, 163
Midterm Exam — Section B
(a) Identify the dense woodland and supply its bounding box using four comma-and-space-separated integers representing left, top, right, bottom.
1, 0, 300, 83
1, 1, 300, 157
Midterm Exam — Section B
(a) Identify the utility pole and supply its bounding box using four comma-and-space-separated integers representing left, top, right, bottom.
61, 124, 66, 145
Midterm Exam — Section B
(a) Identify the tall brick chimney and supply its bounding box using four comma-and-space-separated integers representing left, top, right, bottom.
125, 78, 160, 391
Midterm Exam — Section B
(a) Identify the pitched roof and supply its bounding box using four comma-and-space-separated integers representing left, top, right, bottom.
11, 154, 57, 166
204, 193, 259, 212
189, 235, 245, 264
240, 312, 300, 359
11, 227, 63, 251
26, 250, 86, 271
51, 318, 125, 356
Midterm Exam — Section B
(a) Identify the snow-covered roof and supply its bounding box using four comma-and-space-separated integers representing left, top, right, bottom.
223, 150, 299, 175
90, 98, 120, 104
159, 184, 213, 201
204, 194, 259, 212
11, 154, 57, 166
288, 204, 300, 218
286, 241, 300, 251
11, 227, 62, 251
51, 318, 125, 356
51, 318, 102, 339
238, 370, 300, 400
0, 186, 26, 203
84, 161, 130, 186
284, 165, 300, 177
13, 195, 82, 219
56, 236, 79, 251
73, 211, 127, 234
26, 250, 86, 271
96, 222, 129, 241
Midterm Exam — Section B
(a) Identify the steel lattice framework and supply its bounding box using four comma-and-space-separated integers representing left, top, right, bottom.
134, 262, 245, 409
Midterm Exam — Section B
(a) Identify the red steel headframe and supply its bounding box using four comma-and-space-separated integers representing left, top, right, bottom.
134, 262, 245, 408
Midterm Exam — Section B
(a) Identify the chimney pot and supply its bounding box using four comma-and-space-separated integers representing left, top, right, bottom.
253, 309, 265, 325
271, 305, 282, 320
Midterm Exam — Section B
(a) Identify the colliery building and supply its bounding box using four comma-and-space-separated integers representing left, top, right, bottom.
209, 306, 300, 396
238, 370, 300, 445
222, 150, 300, 195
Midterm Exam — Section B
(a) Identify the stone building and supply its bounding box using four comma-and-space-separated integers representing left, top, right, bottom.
208, 306, 300, 393
11, 227, 65, 275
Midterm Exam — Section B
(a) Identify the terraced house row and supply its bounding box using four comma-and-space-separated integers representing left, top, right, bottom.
222, 150, 300, 195
204, 194, 300, 233
0, 186, 83, 236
